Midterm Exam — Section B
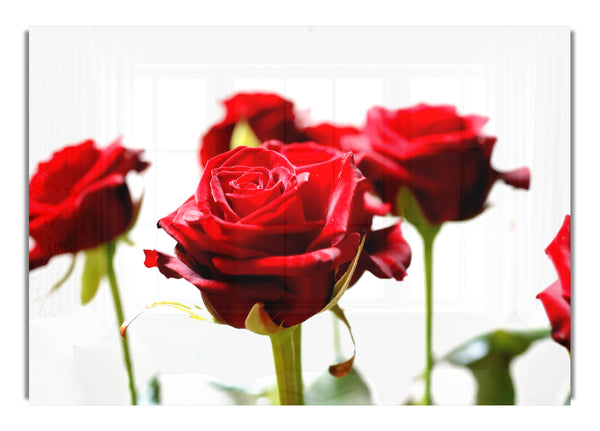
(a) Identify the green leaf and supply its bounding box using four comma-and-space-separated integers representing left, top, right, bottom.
210, 371, 373, 406
244, 302, 286, 336
80, 245, 108, 305
305, 367, 373, 405
137, 375, 161, 405
443, 328, 551, 405
230, 119, 261, 149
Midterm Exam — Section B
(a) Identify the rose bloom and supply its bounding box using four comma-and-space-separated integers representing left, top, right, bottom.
29, 137, 150, 270
537, 215, 571, 351
146, 144, 410, 329
199, 92, 359, 167
342, 104, 531, 224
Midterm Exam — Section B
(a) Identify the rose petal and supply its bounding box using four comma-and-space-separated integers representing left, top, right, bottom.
29, 245, 52, 271
263, 141, 346, 169
362, 222, 412, 281
305, 153, 368, 251
265, 270, 335, 328
197, 146, 297, 220
30, 175, 133, 266
536, 280, 571, 351
211, 233, 360, 277
545, 215, 571, 300
238, 175, 308, 225
363, 192, 390, 216
145, 249, 283, 300
498, 166, 531, 190
29, 140, 99, 205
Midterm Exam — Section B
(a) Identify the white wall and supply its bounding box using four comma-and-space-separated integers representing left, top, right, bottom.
29, 26, 570, 405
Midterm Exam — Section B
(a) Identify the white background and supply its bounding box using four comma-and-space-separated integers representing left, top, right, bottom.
2, 1, 598, 429
28, 26, 570, 406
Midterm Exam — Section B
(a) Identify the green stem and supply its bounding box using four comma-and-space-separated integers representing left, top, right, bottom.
417, 224, 441, 405
269, 324, 304, 405
106, 241, 137, 405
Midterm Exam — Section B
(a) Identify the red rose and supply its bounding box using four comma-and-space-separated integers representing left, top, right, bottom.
537, 215, 571, 351
342, 104, 531, 224
29, 137, 150, 270
199, 93, 307, 167
199, 92, 360, 166
145, 145, 408, 329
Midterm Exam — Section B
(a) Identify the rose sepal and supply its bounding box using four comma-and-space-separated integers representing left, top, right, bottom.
230, 119, 261, 150
320, 235, 365, 313
395, 186, 441, 238
245, 302, 287, 336
80, 244, 109, 305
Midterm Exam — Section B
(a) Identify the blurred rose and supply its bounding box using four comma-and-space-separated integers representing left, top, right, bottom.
343, 104, 530, 224
29, 137, 149, 270
199, 92, 359, 166
537, 215, 571, 351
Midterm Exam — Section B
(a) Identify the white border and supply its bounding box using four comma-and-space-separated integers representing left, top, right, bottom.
4, 1, 598, 429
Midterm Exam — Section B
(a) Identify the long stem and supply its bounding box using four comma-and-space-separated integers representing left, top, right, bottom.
269, 324, 304, 405
106, 241, 137, 405
418, 224, 441, 405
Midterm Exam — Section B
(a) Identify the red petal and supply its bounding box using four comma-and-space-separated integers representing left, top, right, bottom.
498, 166, 531, 190
362, 222, 412, 281
537, 280, 571, 351
29, 245, 52, 271
306, 153, 368, 251
211, 233, 360, 277
545, 215, 571, 300
29, 140, 99, 205
30, 177, 134, 265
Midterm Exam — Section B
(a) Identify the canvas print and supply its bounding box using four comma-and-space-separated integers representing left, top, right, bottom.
28, 26, 570, 405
